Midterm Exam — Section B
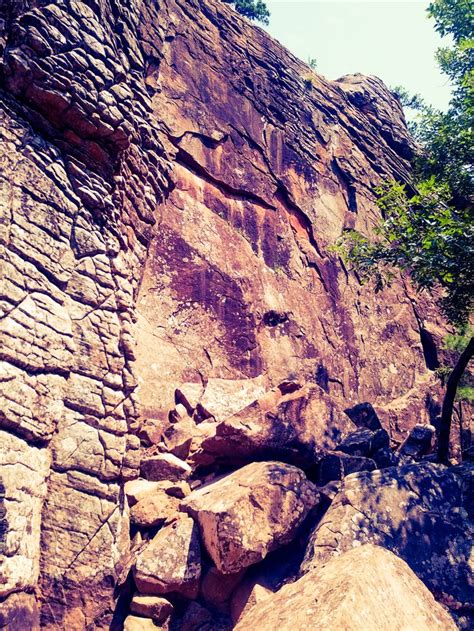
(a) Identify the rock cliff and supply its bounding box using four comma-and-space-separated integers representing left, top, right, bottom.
0, 0, 467, 629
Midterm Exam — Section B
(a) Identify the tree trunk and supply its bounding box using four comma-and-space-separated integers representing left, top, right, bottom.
437, 336, 474, 463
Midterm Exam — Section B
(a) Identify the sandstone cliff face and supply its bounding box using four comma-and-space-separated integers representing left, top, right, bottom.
0, 0, 449, 628
134, 0, 444, 434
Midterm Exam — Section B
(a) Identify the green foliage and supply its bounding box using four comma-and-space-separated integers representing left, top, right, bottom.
334, 178, 474, 324
440, 327, 474, 399
435, 365, 452, 382
429, 0, 473, 40
391, 85, 425, 110
335, 0, 474, 327
307, 57, 318, 71
456, 385, 474, 402
443, 325, 474, 352
223, 0, 270, 24
408, 0, 473, 202
390, 1, 473, 201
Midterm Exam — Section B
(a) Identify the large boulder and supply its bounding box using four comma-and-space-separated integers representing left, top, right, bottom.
181, 461, 319, 573
197, 384, 354, 467
133, 515, 201, 598
235, 545, 457, 630
302, 462, 474, 616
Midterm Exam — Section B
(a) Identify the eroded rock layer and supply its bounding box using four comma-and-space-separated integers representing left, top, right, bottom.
0, 0, 451, 628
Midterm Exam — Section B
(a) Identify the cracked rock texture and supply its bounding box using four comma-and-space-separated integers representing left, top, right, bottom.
302, 463, 474, 615
235, 544, 458, 631
181, 461, 319, 573
133, 514, 201, 598
0, 0, 450, 627
197, 383, 355, 467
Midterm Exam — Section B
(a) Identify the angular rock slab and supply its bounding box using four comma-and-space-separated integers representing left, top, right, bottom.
130, 491, 180, 529
140, 453, 192, 482
181, 461, 319, 573
199, 384, 354, 467
302, 462, 474, 614
134, 515, 201, 598
130, 594, 173, 622
235, 545, 457, 630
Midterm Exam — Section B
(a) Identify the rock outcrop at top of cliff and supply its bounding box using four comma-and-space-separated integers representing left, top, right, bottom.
0, 0, 456, 628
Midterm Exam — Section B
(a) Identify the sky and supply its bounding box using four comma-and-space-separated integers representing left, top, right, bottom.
264, 1, 452, 111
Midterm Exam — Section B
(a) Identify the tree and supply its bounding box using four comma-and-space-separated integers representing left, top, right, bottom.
222, 0, 270, 24
410, 0, 473, 204
335, 0, 474, 462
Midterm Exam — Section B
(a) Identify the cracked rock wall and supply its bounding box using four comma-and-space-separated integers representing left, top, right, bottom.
134, 0, 445, 433
0, 0, 446, 627
0, 0, 172, 626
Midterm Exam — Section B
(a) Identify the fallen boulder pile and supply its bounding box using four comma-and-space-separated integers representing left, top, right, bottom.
121, 382, 472, 630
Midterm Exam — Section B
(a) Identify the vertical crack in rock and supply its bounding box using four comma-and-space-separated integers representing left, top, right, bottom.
0, 0, 450, 627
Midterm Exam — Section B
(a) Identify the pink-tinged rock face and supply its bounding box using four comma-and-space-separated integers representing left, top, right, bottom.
234, 544, 458, 631
134, 0, 445, 438
0, 0, 450, 626
181, 460, 319, 573
133, 515, 201, 598
197, 383, 355, 467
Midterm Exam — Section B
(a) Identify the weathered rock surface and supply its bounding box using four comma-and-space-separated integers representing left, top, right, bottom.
181, 461, 319, 573
0, 591, 39, 631
302, 462, 474, 614
0, 0, 451, 624
134, 515, 201, 598
130, 594, 173, 622
124, 615, 163, 631
130, 490, 180, 528
398, 423, 435, 459
317, 450, 377, 485
200, 567, 245, 611
235, 545, 458, 631
0, 432, 50, 597
0, 0, 171, 620
141, 453, 192, 482
197, 384, 355, 466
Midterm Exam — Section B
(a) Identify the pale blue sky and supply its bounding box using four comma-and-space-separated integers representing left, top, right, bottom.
264, 1, 452, 110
